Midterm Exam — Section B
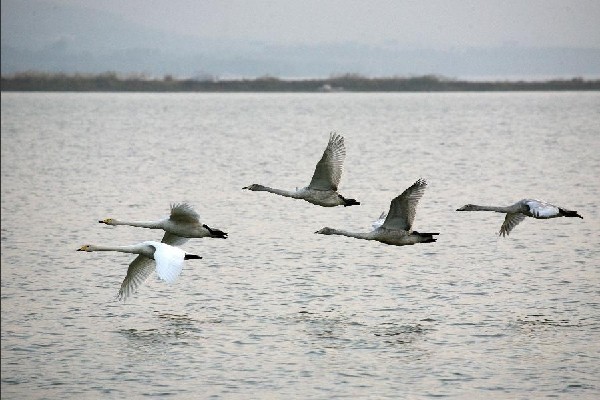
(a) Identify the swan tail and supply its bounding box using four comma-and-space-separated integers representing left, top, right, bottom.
414, 231, 439, 243
559, 208, 583, 219
339, 194, 360, 207
202, 224, 228, 238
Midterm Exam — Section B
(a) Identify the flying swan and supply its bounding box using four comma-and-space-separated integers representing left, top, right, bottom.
243, 132, 360, 207
99, 203, 227, 246
77, 241, 202, 300
315, 178, 438, 246
456, 199, 583, 236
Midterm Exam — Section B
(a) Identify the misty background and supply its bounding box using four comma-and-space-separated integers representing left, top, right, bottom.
2, 0, 600, 80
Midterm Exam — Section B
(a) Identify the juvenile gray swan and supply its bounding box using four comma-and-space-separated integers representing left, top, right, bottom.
99, 203, 227, 246
315, 179, 438, 246
243, 132, 360, 207
77, 241, 202, 301
456, 199, 583, 236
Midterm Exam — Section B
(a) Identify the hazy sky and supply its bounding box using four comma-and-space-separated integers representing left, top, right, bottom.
39, 0, 600, 49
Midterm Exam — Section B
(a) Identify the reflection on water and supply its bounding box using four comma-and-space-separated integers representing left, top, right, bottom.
2, 92, 600, 399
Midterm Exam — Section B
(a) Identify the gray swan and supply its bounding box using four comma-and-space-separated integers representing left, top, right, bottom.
77, 241, 202, 300
243, 132, 360, 207
99, 203, 227, 246
315, 179, 438, 246
456, 199, 583, 236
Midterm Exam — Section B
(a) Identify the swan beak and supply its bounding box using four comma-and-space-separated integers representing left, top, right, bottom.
76, 248, 83, 251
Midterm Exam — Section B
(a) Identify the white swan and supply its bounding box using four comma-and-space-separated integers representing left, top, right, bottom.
99, 203, 227, 246
316, 179, 438, 246
456, 199, 583, 236
77, 241, 202, 300
243, 132, 360, 207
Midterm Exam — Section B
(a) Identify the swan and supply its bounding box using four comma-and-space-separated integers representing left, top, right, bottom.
243, 132, 360, 207
77, 241, 202, 300
99, 203, 227, 245
456, 199, 583, 236
315, 179, 438, 246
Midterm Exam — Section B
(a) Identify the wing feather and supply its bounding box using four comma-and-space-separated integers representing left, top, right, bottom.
381, 179, 427, 231
153, 244, 185, 284
308, 132, 346, 191
117, 255, 155, 301
169, 203, 200, 223
499, 213, 527, 237
161, 231, 189, 246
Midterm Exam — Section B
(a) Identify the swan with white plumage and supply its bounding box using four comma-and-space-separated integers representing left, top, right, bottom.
77, 241, 202, 300
456, 199, 583, 236
243, 132, 360, 207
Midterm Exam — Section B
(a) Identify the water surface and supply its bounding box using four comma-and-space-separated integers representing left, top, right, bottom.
2, 92, 599, 399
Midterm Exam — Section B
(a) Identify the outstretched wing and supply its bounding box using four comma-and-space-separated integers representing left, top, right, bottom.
372, 211, 387, 229
169, 203, 200, 223
161, 231, 189, 246
381, 179, 427, 231
117, 255, 155, 301
308, 132, 346, 191
499, 213, 527, 237
153, 243, 185, 284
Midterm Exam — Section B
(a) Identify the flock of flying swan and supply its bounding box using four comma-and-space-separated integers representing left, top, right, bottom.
78, 132, 583, 300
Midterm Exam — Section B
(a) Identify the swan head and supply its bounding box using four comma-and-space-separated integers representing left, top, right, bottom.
77, 244, 93, 252
315, 227, 335, 235
456, 204, 476, 211
99, 218, 116, 225
243, 184, 266, 191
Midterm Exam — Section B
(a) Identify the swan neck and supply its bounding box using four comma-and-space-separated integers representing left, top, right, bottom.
114, 220, 162, 229
263, 186, 300, 198
469, 205, 511, 213
89, 244, 142, 254
328, 229, 372, 240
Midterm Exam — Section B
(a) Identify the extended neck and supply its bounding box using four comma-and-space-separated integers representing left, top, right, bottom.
464, 205, 512, 213
110, 219, 164, 229
325, 228, 374, 240
258, 185, 301, 199
87, 244, 145, 254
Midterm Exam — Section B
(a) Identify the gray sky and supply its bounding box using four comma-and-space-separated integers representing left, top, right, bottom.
3, 0, 600, 78
45, 0, 600, 48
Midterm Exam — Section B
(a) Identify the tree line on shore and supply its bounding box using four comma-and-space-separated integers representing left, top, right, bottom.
2, 72, 599, 92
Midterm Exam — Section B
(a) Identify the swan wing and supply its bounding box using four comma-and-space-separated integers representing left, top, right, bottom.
381, 179, 427, 231
117, 255, 156, 301
308, 132, 346, 191
500, 213, 527, 237
372, 211, 387, 229
161, 231, 189, 246
169, 203, 200, 223
152, 243, 185, 284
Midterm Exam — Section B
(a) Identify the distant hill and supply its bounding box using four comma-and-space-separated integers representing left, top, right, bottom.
2, 72, 599, 92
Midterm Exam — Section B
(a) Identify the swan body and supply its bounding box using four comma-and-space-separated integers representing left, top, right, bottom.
456, 198, 583, 236
77, 241, 202, 300
99, 203, 227, 246
243, 132, 360, 207
316, 179, 438, 246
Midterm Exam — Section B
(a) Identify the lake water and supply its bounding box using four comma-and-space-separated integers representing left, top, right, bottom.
1, 92, 599, 399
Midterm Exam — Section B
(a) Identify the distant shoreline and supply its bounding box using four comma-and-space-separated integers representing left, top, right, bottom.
2, 72, 599, 92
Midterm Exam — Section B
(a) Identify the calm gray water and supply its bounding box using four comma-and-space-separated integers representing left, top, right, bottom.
1, 92, 600, 399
